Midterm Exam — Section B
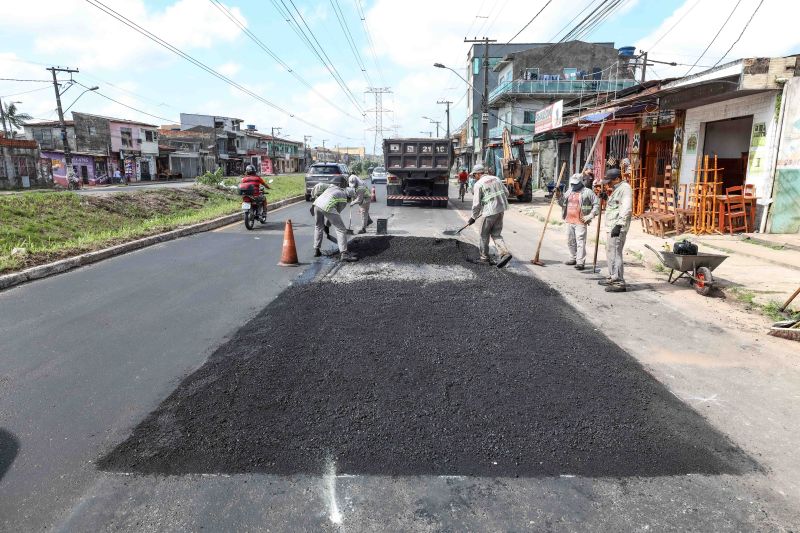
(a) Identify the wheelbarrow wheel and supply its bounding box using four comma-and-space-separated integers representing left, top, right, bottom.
694, 266, 713, 296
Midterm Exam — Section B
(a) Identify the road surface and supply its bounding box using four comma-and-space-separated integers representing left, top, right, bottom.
1, 183, 799, 531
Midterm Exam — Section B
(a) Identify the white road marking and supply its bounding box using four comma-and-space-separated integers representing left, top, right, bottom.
325, 459, 343, 525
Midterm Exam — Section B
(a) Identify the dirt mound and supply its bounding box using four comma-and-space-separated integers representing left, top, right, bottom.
99, 237, 756, 478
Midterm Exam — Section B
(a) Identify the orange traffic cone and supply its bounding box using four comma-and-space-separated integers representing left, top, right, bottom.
278, 219, 299, 267
370, 186, 377, 202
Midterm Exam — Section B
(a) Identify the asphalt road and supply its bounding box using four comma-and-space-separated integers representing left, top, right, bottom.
1, 183, 797, 531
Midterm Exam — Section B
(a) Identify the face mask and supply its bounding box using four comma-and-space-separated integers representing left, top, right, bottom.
571, 182, 583, 192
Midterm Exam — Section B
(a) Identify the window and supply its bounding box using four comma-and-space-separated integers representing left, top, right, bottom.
473, 57, 481, 75
144, 130, 154, 142
524, 68, 539, 81
33, 128, 53, 145
523, 111, 536, 124
472, 116, 479, 137
12, 156, 35, 177
120, 127, 133, 147
488, 57, 501, 68
88, 126, 97, 135
563, 68, 578, 80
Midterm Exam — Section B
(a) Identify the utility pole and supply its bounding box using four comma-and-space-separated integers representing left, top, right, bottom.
303, 135, 312, 170
270, 126, 282, 161
47, 66, 79, 177
322, 139, 327, 162
365, 87, 392, 156
464, 37, 496, 162
437, 100, 452, 140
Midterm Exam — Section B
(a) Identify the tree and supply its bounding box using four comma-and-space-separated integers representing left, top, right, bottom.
1, 102, 33, 135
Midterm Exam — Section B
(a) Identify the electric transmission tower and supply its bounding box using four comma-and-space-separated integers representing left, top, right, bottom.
365, 87, 392, 156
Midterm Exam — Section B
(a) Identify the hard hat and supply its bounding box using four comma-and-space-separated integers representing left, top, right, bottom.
348, 174, 359, 187
245, 164, 256, 174
602, 168, 622, 183
568, 173, 583, 185
472, 163, 485, 174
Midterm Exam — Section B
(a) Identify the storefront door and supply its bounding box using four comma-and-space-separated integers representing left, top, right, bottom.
644, 138, 672, 188
702, 116, 753, 191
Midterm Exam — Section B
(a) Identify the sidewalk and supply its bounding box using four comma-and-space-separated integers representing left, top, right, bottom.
511, 190, 800, 316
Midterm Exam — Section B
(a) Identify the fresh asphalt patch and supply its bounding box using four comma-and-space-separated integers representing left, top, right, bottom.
98, 236, 756, 478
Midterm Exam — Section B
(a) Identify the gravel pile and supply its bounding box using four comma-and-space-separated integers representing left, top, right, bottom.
99, 237, 755, 477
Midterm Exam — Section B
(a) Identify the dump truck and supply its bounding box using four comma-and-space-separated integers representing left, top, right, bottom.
482, 129, 533, 202
384, 138, 451, 208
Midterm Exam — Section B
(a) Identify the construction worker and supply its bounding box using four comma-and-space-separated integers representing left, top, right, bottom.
558, 173, 599, 270
309, 182, 331, 216
599, 168, 632, 292
313, 175, 357, 262
348, 174, 372, 234
581, 163, 595, 189
467, 163, 512, 268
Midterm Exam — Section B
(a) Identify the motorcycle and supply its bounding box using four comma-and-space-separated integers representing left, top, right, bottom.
67, 172, 81, 191
239, 179, 274, 230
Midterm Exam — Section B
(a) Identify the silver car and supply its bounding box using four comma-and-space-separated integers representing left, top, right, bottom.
371, 166, 389, 184
305, 163, 349, 201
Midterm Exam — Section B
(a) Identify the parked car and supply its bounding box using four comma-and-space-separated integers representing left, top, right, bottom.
370, 166, 389, 184
305, 163, 349, 201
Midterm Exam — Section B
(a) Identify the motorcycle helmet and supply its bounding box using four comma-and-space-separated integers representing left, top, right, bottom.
245, 164, 256, 175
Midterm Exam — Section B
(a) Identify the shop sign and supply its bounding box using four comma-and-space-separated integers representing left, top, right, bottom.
534, 100, 563, 134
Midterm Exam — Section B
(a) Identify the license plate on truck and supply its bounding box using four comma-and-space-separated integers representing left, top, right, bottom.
241, 202, 251, 210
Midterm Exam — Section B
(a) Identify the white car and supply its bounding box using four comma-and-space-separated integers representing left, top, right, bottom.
370, 166, 389, 184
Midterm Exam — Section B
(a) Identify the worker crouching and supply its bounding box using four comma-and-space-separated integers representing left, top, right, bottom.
558, 173, 599, 270
348, 174, 372, 234
599, 168, 632, 292
313, 175, 357, 262
468, 163, 512, 268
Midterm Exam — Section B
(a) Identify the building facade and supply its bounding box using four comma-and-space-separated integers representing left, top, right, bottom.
0, 136, 44, 189
180, 113, 245, 175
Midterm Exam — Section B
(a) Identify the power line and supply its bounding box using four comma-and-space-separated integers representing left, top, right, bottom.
0, 85, 55, 98
506, 0, 552, 44
645, 0, 702, 52
682, 0, 744, 76
0, 77, 53, 83
84, 0, 357, 140
271, 0, 366, 114
711, 0, 765, 68
209, 0, 362, 120
74, 81, 178, 123
329, 0, 371, 85
353, 0, 386, 86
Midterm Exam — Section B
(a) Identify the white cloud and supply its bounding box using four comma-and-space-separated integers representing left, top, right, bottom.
217, 62, 242, 77
635, 0, 800, 79
0, 0, 246, 71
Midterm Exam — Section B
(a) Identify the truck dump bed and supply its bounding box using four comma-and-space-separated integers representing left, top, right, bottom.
383, 138, 451, 208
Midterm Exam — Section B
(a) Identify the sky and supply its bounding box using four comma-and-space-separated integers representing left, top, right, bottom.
1, 0, 798, 153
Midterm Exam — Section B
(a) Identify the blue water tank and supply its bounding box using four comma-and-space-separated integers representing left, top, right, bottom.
618, 46, 636, 58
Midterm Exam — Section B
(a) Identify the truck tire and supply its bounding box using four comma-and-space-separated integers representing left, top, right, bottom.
517, 179, 533, 202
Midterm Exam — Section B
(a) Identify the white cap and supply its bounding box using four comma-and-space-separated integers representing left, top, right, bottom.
348, 174, 359, 187
569, 173, 583, 185
472, 163, 485, 174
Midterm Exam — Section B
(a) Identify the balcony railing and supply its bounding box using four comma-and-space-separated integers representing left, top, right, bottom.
489, 125, 536, 138
489, 79, 638, 103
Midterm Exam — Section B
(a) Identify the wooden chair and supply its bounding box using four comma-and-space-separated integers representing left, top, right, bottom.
724, 185, 748, 234
675, 184, 696, 233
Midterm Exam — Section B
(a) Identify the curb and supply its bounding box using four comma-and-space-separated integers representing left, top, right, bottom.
0, 195, 305, 292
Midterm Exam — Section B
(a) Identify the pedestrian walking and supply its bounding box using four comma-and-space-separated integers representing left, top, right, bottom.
313, 175, 357, 262
598, 168, 632, 292
558, 173, 599, 270
348, 174, 372, 234
467, 163, 512, 267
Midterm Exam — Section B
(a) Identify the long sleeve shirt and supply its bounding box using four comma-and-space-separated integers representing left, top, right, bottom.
313, 185, 351, 214
605, 181, 633, 231
471, 174, 509, 219
348, 177, 370, 206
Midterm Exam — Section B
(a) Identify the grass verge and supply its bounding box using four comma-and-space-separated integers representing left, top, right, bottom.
726, 286, 800, 322
1, 177, 304, 274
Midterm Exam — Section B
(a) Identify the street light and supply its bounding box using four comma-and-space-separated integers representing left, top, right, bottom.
422, 115, 441, 137
433, 62, 482, 96
63, 86, 99, 113
420, 130, 432, 138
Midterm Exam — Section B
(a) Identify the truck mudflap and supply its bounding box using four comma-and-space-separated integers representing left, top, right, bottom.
387, 195, 448, 201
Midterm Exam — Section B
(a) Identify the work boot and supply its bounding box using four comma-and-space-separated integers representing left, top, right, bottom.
605, 282, 627, 293
367, 217, 374, 226
340, 252, 358, 262
357, 228, 367, 234
564, 259, 577, 266
598, 277, 615, 286
477, 257, 496, 266
574, 264, 585, 271
313, 248, 321, 257
496, 253, 513, 268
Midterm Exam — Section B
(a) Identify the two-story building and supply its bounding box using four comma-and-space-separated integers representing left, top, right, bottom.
157, 126, 216, 178
0, 135, 44, 189
25, 120, 80, 186
240, 126, 303, 174
180, 113, 245, 175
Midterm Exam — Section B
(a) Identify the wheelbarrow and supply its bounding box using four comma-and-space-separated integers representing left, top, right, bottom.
644, 244, 728, 296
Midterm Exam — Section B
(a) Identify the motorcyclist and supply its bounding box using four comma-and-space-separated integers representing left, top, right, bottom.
457, 167, 469, 200
240, 165, 270, 221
